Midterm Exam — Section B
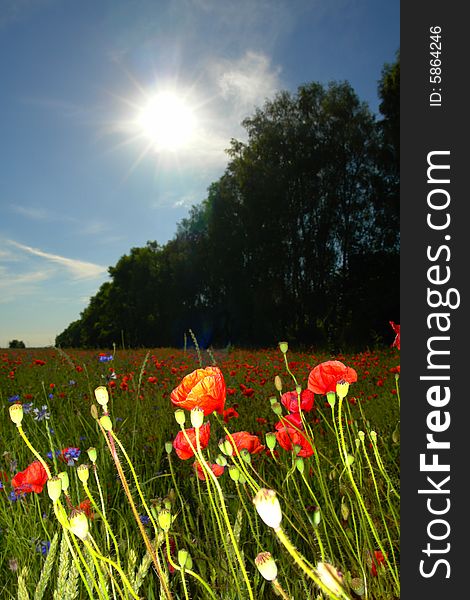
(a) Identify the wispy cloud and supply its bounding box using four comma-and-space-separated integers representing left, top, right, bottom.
215, 51, 282, 115
0, 265, 52, 304
6, 239, 107, 280
9, 204, 53, 221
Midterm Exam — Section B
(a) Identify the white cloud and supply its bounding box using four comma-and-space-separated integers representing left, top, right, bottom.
216, 51, 282, 113
6, 239, 107, 280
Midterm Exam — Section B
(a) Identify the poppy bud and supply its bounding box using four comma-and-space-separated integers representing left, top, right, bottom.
292, 444, 301, 456
340, 498, 349, 521
90, 404, 99, 420
312, 506, 321, 527
274, 376, 283, 392
316, 562, 345, 597
69, 510, 89, 540
217, 439, 232, 456
278, 342, 288, 354
94, 386, 109, 407
370, 430, 377, 444
255, 551, 278, 581
58, 471, 69, 492
326, 392, 336, 408
336, 380, 350, 400
216, 454, 228, 467
346, 454, 354, 466
295, 457, 304, 473
266, 432, 277, 450
228, 465, 240, 482
253, 488, 282, 530
358, 430, 365, 442
174, 409, 186, 426
350, 577, 365, 596
165, 441, 173, 454
178, 549, 193, 570
87, 447, 97, 463
190, 407, 204, 429
47, 476, 62, 502
99, 415, 113, 431
158, 508, 172, 532
240, 449, 251, 464
9, 404, 23, 426
77, 464, 89, 484
271, 402, 282, 416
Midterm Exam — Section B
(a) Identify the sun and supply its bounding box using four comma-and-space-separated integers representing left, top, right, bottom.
136, 91, 197, 152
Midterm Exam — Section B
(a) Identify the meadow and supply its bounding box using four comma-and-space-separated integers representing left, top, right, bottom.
0, 342, 400, 600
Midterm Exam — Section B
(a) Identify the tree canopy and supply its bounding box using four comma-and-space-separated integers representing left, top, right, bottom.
56, 56, 400, 351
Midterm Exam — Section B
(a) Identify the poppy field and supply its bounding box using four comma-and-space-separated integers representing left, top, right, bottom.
0, 341, 400, 600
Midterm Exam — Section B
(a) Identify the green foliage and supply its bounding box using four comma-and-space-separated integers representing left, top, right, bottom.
9, 340, 26, 349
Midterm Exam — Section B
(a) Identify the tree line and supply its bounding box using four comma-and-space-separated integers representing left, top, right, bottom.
56, 55, 399, 351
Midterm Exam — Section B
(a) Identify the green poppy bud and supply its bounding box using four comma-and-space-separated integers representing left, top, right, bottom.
9, 404, 23, 426
47, 476, 62, 502
255, 551, 278, 581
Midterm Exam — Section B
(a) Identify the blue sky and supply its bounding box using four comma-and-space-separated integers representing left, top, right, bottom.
0, 0, 399, 347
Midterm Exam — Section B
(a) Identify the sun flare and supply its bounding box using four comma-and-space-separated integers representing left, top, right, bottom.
136, 91, 196, 152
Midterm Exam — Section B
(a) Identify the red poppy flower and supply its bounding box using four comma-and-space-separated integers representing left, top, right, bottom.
223, 407, 239, 423
281, 389, 315, 413
171, 366, 226, 416
371, 550, 387, 576
173, 422, 211, 460
193, 460, 225, 481
33, 359, 46, 366
225, 431, 265, 455
390, 321, 400, 350
275, 427, 314, 458
274, 412, 303, 431
11, 461, 48, 495
307, 361, 357, 396
78, 498, 95, 520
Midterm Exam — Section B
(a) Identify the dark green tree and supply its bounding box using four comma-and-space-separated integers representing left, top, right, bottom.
8, 339, 26, 348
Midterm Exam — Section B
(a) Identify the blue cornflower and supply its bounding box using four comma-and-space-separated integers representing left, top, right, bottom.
8, 395, 20, 403
99, 354, 113, 362
33, 405, 50, 421
48, 393, 54, 400
139, 515, 151, 526
61, 447, 81, 466
69, 380, 76, 386
47, 450, 61, 459
23, 402, 33, 414
35, 540, 51, 556
0, 482, 3, 490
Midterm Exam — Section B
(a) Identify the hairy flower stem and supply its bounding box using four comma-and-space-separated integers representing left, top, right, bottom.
16, 426, 52, 478
359, 438, 399, 582
337, 397, 400, 592
93, 464, 111, 551
99, 424, 173, 600
85, 537, 140, 600
195, 426, 255, 600
273, 527, 348, 600
164, 532, 217, 600
272, 578, 291, 600
168, 455, 194, 533
82, 481, 121, 566
62, 529, 96, 600
180, 426, 243, 597
108, 430, 159, 534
